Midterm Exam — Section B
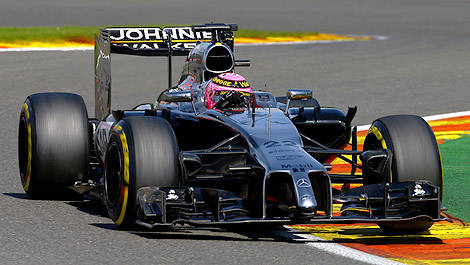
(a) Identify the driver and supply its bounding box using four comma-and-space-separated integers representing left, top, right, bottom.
205, 73, 252, 110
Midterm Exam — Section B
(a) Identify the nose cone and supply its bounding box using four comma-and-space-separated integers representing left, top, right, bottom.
298, 194, 317, 213
292, 176, 318, 213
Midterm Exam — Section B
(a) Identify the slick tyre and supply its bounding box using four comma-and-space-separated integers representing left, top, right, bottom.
18, 92, 89, 199
363, 115, 442, 233
104, 116, 179, 228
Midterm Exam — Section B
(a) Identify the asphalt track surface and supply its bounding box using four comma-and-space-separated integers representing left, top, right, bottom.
1, 0, 469, 264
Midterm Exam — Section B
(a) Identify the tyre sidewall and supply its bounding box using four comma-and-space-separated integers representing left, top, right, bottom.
19, 100, 36, 196
363, 120, 393, 184
105, 122, 136, 226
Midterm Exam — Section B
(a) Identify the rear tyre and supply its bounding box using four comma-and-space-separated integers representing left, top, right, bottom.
363, 115, 442, 233
18, 92, 89, 199
104, 116, 179, 228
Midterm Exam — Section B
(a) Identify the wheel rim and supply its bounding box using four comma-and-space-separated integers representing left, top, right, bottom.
18, 115, 28, 187
105, 142, 122, 208
363, 131, 391, 184
364, 135, 383, 151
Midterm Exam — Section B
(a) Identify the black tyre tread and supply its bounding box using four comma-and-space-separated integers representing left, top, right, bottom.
379, 217, 434, 234
104, 116, 179, 227
19, 92, 89, 199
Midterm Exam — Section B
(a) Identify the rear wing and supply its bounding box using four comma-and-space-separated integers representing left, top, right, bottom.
94, 24, 237, 120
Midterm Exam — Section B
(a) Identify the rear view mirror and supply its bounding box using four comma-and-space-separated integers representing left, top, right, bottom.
287, 89, 312, 100
234, 59, 251, 67
160, 91, 193, 103
285, 89, 313, 114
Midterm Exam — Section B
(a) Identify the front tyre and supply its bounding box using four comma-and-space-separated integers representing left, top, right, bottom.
363, 115, 442, 233
104, 116, 179, 227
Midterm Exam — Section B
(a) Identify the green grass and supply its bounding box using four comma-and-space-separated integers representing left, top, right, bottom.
441, 135, 470, 222
0, 26, 100, 43
0, 26, 319, 44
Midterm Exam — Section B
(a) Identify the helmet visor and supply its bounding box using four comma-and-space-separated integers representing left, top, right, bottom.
211, 89, 252, 109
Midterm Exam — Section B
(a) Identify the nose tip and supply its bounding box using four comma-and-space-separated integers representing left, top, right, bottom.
298, 195, 317, 213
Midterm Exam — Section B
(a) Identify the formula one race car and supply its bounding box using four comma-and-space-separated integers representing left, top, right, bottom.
18, 23, 444, 233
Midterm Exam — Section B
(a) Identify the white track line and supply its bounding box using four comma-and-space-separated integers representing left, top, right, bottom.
276, 228, 404, 265
0, 47, 93, 52
0, 35, 386, 52
422, 110, 470, 121
356, 110, 470, 132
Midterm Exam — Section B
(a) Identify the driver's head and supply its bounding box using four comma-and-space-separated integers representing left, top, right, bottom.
205, 73, 252, 110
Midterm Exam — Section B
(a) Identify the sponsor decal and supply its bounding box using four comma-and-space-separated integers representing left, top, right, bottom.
214, 89, 251, 97
263, 140, 298, 149
281, 163, 314, 169
166, 189, 179, 200
212, 76, 250, 89
110, 42, 198, 50
297, 178, 311, 188
106, 27, 213, 50
413, 184, 426, 196
96, 122, 113, 158
275, 155, 302, 161
267, 149, 296, 154
108, 27, 211, 42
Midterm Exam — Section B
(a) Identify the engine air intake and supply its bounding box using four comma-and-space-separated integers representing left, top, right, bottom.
205, 46, 234, 72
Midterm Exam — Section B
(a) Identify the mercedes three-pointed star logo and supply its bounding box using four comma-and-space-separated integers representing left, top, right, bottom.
296, 178, 311, 188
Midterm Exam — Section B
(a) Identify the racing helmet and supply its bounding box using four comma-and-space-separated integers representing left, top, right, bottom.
205, 73, 252, 110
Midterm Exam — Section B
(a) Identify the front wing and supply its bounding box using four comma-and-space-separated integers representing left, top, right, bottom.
135, 181, 442, 229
